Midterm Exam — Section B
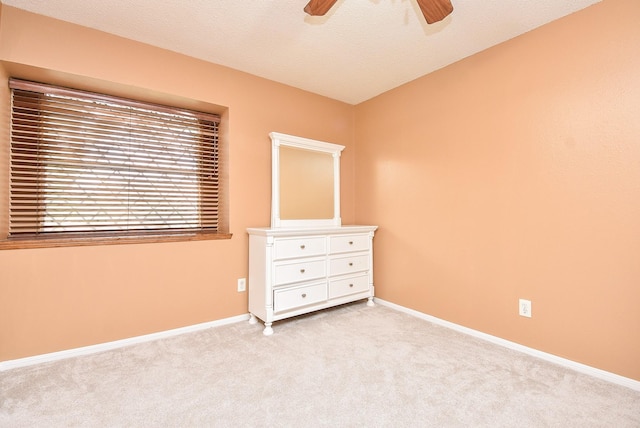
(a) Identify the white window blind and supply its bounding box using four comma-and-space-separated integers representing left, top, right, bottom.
9, 79, 221, 238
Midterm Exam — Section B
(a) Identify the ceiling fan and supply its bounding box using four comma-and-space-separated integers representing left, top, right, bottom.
304, 0, 454, 24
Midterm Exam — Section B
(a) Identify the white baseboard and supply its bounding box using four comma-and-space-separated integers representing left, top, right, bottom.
375, 298, 640, 392
0, 313, 250, 372
4, 302, 639, 393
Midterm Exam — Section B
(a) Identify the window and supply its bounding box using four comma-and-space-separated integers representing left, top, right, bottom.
6, 79, 228, 248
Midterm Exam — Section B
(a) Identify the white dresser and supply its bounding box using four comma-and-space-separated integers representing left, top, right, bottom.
247, 225, 377, 335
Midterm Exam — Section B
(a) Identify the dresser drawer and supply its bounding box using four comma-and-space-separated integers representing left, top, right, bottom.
329, 254, 369, 277
329, 234, 369, 254
274, 282, 327, 313
274, 259, 326, 286
329, 274, 369, 299
274, 237, 326, 260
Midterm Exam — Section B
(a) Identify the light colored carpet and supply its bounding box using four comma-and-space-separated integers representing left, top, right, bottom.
1, 302, 639, 427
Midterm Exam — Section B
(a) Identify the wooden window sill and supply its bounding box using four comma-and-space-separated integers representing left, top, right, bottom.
0, 231, 233, 250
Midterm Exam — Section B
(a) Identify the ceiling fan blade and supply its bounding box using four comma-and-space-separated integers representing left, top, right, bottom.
416, 0, 454, 24
304, 0, 339, 16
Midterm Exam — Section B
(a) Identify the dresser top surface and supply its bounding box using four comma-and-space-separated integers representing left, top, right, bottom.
247, 225, 377, 237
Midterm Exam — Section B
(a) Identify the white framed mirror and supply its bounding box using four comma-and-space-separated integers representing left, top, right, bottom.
270, 132, 344, 228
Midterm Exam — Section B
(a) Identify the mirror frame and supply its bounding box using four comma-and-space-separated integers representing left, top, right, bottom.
270, 132, 344, 228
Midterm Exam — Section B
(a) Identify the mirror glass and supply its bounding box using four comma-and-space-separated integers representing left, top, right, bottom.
270, 132, 344, 228
279, 146, 334, 220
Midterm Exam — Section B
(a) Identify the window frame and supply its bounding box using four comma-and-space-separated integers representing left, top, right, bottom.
1, 79, 231, 250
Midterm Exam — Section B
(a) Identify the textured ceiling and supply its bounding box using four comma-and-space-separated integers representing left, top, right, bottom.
2, 0, 601, 104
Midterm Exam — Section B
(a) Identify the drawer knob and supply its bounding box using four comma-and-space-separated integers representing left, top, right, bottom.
348, 241, 354, 245
300, 269, 306, 273
349, 283, 354, 288
302, 293, 307, 298
348, 262, 353, 266
300, 245, 306, 249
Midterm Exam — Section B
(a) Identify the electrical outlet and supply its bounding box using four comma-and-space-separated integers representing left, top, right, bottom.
237, 278, 246, 292
519, 299, 532, 318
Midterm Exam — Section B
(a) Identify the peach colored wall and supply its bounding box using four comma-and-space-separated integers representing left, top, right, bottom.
355, 0, 640, 381
0, 41, 8, 239
0, 6, 355, 361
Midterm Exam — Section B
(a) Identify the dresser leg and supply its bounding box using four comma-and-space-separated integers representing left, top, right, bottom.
248, 314, 258, 325
367, 297, 375, 307
263, 322, 274, 336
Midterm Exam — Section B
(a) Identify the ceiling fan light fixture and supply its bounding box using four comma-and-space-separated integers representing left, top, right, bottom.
304, 0, 454, 24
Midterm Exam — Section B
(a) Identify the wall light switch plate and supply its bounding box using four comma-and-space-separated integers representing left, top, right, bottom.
237, 278, 246, 292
